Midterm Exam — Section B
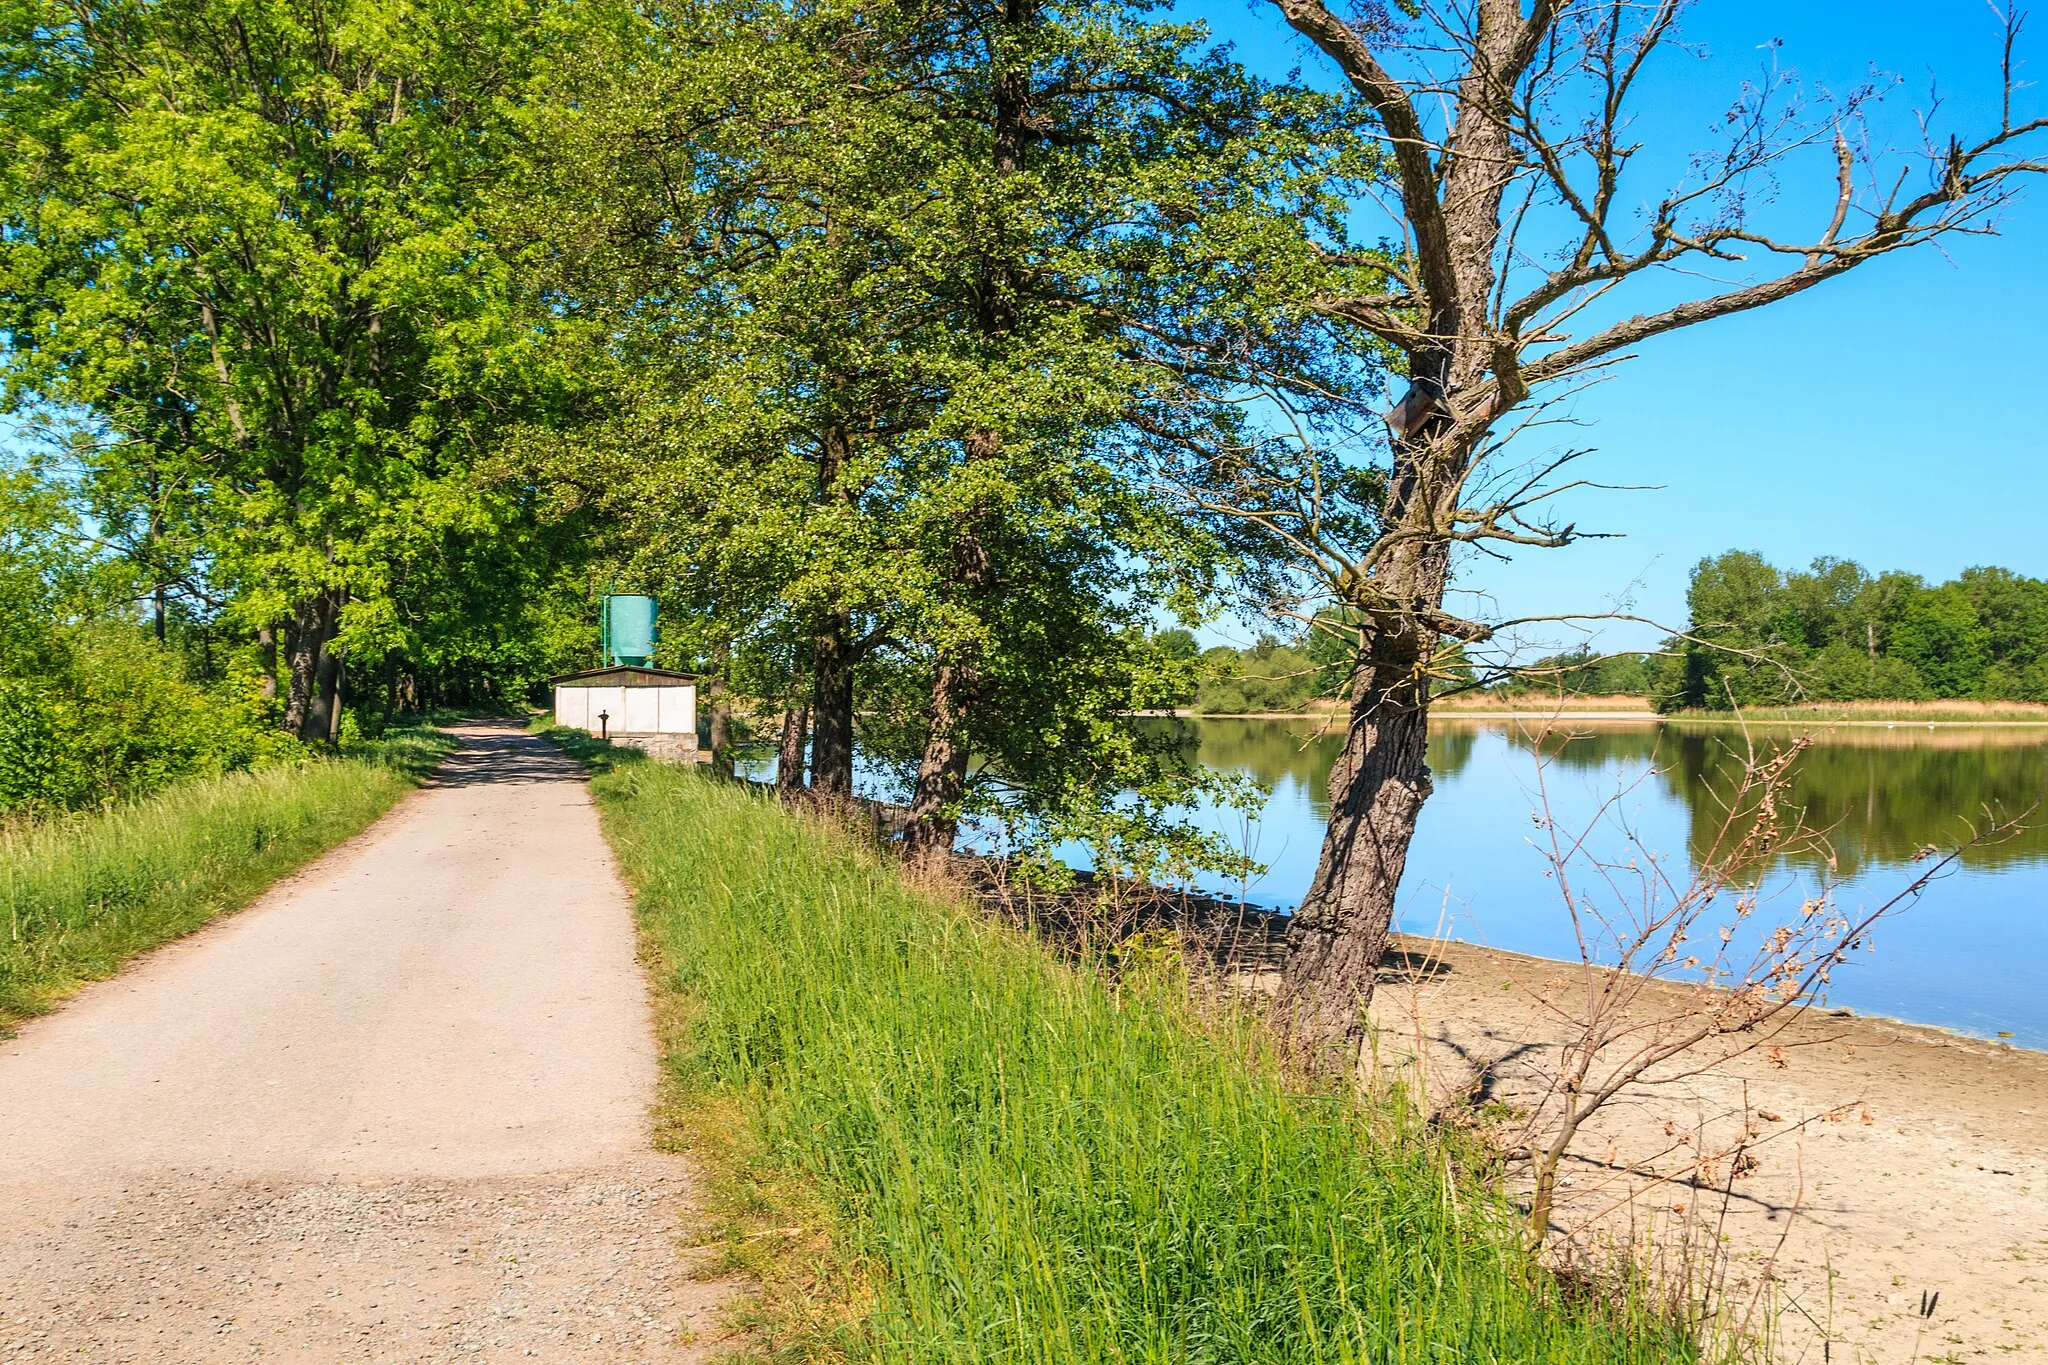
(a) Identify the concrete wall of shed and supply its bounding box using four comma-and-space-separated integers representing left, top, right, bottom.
553, 683, 698, 747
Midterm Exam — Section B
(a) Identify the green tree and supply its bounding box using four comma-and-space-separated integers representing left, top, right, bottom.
1890, 584, 1990, 698
1, 0, 563, 739
514, 0, 1306, 875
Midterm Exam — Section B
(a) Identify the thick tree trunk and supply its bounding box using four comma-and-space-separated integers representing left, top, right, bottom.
776, 704, 809, 793
1280, 543, 1451, 1050
902, 664, 974, 869
810, 612, 856, 798
281, 590, 344, 744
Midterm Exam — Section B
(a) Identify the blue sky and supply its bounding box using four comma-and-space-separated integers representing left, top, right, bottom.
1181, 0, 2048, 653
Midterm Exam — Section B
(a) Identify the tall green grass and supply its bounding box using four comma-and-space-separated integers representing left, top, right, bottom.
593, 761, 1695, 1364
0, 726, 453, 1029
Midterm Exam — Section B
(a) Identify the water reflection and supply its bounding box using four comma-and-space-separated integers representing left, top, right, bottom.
1168, 718, 2048, 880
1165, 717, 2048, 1048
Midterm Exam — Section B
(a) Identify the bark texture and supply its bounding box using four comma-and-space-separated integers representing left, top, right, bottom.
1279, 546, 1449, 1046
809, 612, 856, 798
705, 677, 734, 780
281, 590, 344, 744
257, 624, 279, 701
775, 705, 808, 793
901, 664, 974, 869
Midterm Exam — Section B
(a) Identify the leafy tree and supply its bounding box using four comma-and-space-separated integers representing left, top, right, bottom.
514, 0, 1312, 877
1655, 550, 2048, 710
1890, 585, 1989, 698
0, 0, 564, 739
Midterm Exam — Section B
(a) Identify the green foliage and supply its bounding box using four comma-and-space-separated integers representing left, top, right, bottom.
0, 0, 579, 722
0, 731, 448, 1028
1495, 646, 1653, 699
594, 762, 1690, 1363
0, 627, 301, 815
1655, 551, 2048, 711
505, 0, 1346, 859
0, 470, 302, 814
1193, 636, 1325, 713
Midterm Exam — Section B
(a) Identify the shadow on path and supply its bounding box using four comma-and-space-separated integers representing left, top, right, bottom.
422, 722, 582, 789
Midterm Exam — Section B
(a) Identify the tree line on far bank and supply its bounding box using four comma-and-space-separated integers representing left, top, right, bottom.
1170, 551, 2048, 715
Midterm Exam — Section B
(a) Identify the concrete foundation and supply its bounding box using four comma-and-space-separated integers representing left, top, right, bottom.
608, 733, 704, 764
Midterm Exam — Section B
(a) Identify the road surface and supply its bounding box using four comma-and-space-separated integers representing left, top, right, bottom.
0, 723, 731, 1362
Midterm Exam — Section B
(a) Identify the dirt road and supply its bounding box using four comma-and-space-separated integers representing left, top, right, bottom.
0, 724, 731, 1362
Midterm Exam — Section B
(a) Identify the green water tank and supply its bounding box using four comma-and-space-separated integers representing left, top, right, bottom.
602, 594, 658, 666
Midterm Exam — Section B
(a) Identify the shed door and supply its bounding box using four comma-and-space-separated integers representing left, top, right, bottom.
623, 687, 661, 734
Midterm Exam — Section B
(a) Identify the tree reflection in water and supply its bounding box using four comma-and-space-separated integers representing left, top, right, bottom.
1161, 717, 2048, 881
1153, 716, 2048, 1045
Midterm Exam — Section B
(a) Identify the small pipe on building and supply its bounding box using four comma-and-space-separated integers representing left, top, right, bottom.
598, 709, 609, 741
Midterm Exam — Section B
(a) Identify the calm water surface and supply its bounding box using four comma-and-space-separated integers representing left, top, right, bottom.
1162, 719, 2048, 1050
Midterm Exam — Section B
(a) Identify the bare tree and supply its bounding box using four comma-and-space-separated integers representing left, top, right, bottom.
1187, 0, 2048, 1044
1500, 726, 2023, 1242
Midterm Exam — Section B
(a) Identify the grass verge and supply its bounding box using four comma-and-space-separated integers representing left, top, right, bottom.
0, 722, 457, 1031
574, 742, 1697, 1363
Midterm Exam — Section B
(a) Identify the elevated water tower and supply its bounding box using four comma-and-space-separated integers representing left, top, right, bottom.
601, 594, 658, 667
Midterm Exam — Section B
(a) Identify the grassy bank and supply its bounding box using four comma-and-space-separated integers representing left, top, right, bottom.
582, 750, 1695, 1363
0, 725, 454, 1031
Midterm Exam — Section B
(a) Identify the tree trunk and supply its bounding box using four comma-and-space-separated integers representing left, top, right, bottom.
776, 704, 809, 793
281, 590, 344, 743
810, 611, 856, 798
326, 648, 345, 744
706, 677, 735, 780
257, 624, 279, 700
1279, 542, 1450, 1051
902, 664, 974, 869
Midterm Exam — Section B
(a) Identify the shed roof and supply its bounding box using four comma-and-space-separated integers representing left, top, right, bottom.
550, 666, 699, 686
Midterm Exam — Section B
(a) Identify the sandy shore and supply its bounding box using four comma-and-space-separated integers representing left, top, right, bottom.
1364, 935, 2048, 1363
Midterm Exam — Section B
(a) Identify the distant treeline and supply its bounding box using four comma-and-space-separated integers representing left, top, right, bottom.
1651, 551, 2048, 711
1155, 629, 1339, 714
1167, 550, 2048, 715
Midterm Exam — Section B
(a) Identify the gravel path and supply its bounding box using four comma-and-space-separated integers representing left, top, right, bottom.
0, 724, 734, 1362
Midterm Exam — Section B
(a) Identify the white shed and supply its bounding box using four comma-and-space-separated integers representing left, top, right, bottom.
551, 666, 700, 760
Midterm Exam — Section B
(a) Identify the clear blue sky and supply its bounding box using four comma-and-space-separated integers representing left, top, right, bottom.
1182, 0, 2048, 654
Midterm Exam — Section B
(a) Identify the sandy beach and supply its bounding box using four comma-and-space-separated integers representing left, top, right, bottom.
1365, 936, 2048, 1363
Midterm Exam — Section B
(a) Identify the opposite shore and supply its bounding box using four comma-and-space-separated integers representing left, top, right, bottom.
1140, 696, 2048, 725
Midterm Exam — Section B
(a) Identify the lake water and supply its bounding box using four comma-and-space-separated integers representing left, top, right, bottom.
1164, 718, 2048, 1050
746, 717, 2048, 1049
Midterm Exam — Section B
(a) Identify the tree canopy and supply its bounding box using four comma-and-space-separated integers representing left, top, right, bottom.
1658, 551, 2048, 710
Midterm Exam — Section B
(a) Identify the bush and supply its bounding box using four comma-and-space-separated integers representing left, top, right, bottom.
1194, 641, 1321, 713
0, 626, 300, 817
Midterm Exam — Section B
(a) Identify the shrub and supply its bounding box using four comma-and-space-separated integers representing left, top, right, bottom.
0, 625, 300, 817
